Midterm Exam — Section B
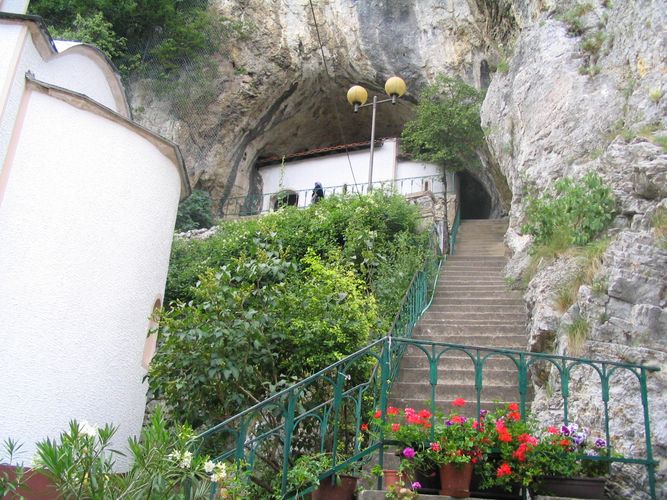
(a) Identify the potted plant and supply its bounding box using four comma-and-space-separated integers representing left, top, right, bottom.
311, 455, 363, 500
529, 424, 615, 499
477, 405, 615, 499
284, 453, 332, 498
407, 398, 484, 498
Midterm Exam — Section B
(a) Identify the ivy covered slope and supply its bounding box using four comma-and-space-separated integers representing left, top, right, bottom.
151, 192, 428, 429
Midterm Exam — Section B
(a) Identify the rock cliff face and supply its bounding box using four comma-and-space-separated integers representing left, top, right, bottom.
481, 0, 666, 497
133, 0, 666, 495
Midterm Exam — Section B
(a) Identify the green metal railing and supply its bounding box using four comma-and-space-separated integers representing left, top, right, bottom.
190, 212, 660, 499
448, 200, 461, 254
221, 175, 450, 217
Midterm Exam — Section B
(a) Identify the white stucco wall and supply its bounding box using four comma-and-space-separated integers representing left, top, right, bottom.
396, 160, 455, 195
257, 139, 398, 211
1, 0, 29, 14
1, 18, 126, 172
0, 90, 181, 466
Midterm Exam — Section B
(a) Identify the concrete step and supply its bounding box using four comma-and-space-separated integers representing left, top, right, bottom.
426, 304, 525, 313
430, 298, 524, 306
391, 382, 519, 401
421, 311, 526, 321
415, 324, 525, 335
413, 334, 527, 348
399, 354, 519, 371
398, 367, 520, 384
436, 287, 518, 294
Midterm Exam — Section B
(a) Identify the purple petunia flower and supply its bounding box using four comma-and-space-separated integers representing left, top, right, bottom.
573, 434, 586, 446
561, 425, 570, 436
595, 438, 607, 448
411, 481, 422, 490
403, 447, 416, 459
479, 409, 488, 418
445, 420, 454, 427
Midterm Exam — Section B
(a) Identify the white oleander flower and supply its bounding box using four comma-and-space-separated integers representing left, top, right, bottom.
204, 460, 216, 473
179, 450, 193, 469
80, 421, 98, 438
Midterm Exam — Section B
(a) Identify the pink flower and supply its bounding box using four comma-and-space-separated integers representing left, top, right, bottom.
547, 426, 559, 434
392, 423, 401, 432
404, 407, 415, 415
430, 442, 440, 452
402, 447, 416, 459
411, 482, 422, 490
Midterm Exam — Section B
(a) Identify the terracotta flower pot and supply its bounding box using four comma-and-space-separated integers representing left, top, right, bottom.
439, 462, 474, 498
383, 469, 410, 489
312, 474, 358, 500
0, 465, 59, 499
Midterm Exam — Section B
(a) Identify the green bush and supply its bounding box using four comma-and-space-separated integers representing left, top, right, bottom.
154, 191, 426, 429
175, 189, 214, 232
522, 172, 615, 249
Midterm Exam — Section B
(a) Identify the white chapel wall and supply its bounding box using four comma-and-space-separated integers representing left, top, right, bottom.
0, 89, 182, 467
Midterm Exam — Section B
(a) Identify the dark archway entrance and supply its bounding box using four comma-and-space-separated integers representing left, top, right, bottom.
459, 171, 492, 219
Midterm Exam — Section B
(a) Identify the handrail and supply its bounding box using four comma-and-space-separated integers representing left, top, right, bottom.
448, 198, 461, 254
221, 174, 451, 217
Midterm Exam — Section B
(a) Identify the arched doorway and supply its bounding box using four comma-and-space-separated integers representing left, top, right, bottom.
459, 171, 492, 219
273, 190, 299, 210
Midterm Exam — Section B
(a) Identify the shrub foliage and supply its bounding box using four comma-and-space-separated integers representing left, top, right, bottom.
151, 192, 427, 429
522, 172, 615, 249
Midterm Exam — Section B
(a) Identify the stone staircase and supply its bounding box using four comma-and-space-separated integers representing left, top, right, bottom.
389, 219, 529, 414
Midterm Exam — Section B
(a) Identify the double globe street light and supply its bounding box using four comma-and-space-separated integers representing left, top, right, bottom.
347, 76, 407, 191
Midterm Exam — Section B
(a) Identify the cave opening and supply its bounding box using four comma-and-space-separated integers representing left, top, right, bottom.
458, 170, 492, 219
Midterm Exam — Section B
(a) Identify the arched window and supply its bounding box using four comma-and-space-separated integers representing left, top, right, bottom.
142, 298, 162, 369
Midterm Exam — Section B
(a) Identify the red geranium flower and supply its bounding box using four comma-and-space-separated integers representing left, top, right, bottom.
508, 403, 519, 411
373, 410, 382, 419
508, 411, 521, 421
451, 398, 466, 407
387, 406, 399, 416
547, 426, 559, 434
419, 409, 432, 419
360, 423, 368, 432
498, 431, 513, 443
392, 423, 401, 432
497, 463, 512, 477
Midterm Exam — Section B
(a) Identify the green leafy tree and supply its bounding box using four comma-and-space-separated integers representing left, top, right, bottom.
400, 75, 485, 249
48, 12, 127, 61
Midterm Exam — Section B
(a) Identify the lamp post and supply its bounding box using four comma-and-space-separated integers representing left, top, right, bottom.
347, 76, 407, 192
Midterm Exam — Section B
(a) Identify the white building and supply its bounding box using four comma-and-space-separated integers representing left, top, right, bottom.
225, 137, 457, 215
0, 3, 190, 466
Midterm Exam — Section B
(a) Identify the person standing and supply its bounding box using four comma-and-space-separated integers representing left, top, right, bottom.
311, 182, 324, 203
